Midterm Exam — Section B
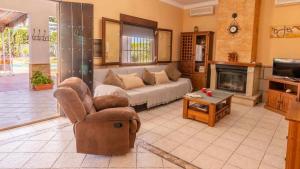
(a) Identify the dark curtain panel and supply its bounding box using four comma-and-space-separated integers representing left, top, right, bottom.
59, 2, 94, 91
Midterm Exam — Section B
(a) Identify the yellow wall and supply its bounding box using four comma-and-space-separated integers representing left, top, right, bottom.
182, 0, 300, 66
257, 0, 300, 66
62, 0, 183, 61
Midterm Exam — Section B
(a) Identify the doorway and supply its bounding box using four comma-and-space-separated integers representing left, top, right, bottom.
0, 5, 59, 130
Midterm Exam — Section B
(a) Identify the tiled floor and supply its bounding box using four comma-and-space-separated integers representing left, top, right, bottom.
0, 74, 58, 130
137, 101, 288, 169
0, 100, 288, 169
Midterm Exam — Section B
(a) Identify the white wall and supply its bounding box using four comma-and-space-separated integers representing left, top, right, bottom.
0, 0, 57, 64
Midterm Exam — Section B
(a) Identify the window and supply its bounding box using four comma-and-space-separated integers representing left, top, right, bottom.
122, 24, 155, 64
102, 14, 172, 65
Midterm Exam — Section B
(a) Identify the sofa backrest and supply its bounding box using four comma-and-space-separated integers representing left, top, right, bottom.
94, 65, 167, 86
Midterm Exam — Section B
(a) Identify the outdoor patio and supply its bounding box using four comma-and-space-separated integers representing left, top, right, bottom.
0, 73, 58, 130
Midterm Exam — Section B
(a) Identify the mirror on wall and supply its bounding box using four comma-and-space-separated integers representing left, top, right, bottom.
102, 18, 120, 64
157, 29, 172, 63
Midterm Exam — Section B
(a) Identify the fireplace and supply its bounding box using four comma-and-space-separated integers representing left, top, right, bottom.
216, 65, 247, 93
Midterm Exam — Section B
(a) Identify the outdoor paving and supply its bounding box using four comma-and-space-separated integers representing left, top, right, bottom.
0, 74, 58, 130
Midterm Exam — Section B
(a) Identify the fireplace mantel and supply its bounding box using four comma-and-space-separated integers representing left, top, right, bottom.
209, 62, 262, 106
208, 61, 262, 67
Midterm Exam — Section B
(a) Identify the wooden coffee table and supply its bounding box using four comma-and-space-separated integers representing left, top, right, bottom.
183, 90, 233, 127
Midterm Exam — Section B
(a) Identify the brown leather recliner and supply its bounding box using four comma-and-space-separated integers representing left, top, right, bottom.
54, 77, 140, 155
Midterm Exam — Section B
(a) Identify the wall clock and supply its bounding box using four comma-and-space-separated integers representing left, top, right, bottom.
228, 13, 240, 35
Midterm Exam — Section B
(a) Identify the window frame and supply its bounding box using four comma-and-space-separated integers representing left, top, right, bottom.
102, 17, 121, 65
157, 28, 173, 63
101, 14, 173, 66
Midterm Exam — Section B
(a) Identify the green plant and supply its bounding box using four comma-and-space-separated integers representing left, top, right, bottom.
31, 71, 53, 86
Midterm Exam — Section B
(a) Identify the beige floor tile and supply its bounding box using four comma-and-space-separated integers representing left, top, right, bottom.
203, 145, 233, 161
186, 121, 207, 130
171, 145, 200, 162
161, 121, 183, 130
138, 131, 162, 143
14, 140, 47, 152
235, 145, 265, 161
192, 153, 224, 169
51, 131, 75, 141
176, 126, 199, 136
0, 152, 34, 168
183, 137, 210, 152
151, 125, 173, 136
142, 121, 157, 130
28, 131, 56, 140
194, 131, 219, 143
23, 153, 60, 168
259, 163, 283, 169
109, 153, 136, 168
81, 154, 110, 168
213, 138, 240, 151
220, 131, 246, 143
202, 126, 227, 136
0, 141, 23, 152
165, 131, 190, 143
64, 140, 76, 152
222, 164, 241, 169
137, 152, 163, 168
261, 154, 285, 169
0, 153, 8, 161
228, 153, 260, 169
266, 145, 286, 157
242, 138, 269, 151
39, 140, 70, 152
53, 153, 86, 168
154, 138, 180, 152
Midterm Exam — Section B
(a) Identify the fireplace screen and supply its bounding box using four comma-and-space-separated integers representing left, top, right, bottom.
216, 66, 247, 93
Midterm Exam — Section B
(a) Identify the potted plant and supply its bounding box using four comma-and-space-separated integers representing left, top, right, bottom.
31, 71, 53, 91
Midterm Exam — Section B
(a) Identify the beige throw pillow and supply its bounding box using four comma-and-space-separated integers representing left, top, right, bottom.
165, 63, 182, 81
117, 73, 145, 90
142, 69, 156, 85
103, 70, 125, 89
154, 71, 170, 85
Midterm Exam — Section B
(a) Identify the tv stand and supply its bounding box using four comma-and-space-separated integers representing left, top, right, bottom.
265, 77, 300, 115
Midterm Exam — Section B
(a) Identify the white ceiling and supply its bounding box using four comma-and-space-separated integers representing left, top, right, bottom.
160, 0, 218, 9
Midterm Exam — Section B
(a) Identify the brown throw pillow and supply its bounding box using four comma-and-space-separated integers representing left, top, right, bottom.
155, 70, 170, 85
103, 70, 125, 89
117, 74, 145, 90
165, 63, 182, 81
142, 69, 156, 85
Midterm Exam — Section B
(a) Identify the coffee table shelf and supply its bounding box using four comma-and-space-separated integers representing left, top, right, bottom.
183, 90, 233, 127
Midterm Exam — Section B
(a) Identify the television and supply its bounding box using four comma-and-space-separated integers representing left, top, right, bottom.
273, 58, 300, 80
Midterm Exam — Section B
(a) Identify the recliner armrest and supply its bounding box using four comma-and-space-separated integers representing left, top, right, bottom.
93, 95, 129, 111
85, 107, 136, 122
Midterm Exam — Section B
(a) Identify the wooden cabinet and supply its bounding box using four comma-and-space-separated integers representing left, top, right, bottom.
265, 78, 300, 115
179, 31, 214, 90
285, 102, 300, 169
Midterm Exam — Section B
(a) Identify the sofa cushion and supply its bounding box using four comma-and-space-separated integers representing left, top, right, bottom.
165, 63, 182, 81
154, 71, 170, 84
118, 73, 145, 90
142, 69, 156, 85
103, 70, 125, 89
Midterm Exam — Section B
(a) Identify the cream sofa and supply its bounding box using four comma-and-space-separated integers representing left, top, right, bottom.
93, 65, 193, 108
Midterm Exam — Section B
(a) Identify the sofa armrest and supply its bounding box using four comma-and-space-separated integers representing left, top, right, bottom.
93, 95, 129, 111
85, 107, 136, 122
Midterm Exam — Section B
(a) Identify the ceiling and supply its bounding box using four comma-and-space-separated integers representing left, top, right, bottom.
160, 0, 218, 9
0, 9, 26, 30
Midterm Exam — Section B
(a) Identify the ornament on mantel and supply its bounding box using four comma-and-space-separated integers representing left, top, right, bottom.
194, 26, 199, 32
228, 52, 238, 62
